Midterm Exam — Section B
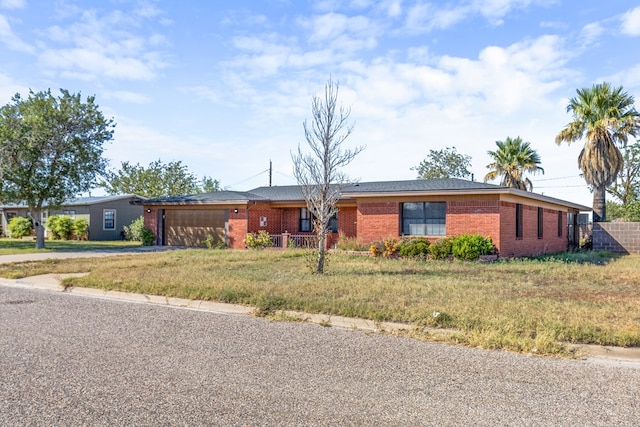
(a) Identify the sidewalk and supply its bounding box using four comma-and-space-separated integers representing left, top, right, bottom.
2, 272, 639, 367
0, 246, 181, 264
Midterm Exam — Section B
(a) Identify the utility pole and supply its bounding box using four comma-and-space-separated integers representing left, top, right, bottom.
269, 160, 272, 187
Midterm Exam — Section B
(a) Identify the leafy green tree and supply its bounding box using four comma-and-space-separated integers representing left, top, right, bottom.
484, 136, 544, 191
101, 159, 218, 198
607, 141, 640, 204
556, 82, 640, 222
0, 89, 114, 248
201, 175, 221, 193
412, 147, 472, 179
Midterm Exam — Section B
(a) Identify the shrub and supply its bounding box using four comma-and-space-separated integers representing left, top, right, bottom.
140, 227, 155, 246
123, 216, 154, 245
369, 237, 399, 257
73, 218, 89, 240
205, 234, 226, 250
451, 234, 495, 260
428, 237, 455, 260
46, 215, 75, 240
244, 230, 273, 249
398, 237, 430, 258
8, 216, 33, 238
123, 216, 146, 241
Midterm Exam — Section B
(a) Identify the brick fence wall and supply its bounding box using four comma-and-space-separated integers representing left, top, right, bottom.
592, 222, 640, 253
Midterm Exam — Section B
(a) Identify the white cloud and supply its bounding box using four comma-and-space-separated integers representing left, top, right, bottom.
620, 6, 640, 36
37, 8, 168, 81
404, 0, 555, 32
579, 22, 605, 46
0, 14, 34, 52
0, 0, 25, 10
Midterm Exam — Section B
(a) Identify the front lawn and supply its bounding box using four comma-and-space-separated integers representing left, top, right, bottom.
1, 248, 638, 356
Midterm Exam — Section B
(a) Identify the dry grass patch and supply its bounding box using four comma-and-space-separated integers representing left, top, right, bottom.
1, 248, 638, 355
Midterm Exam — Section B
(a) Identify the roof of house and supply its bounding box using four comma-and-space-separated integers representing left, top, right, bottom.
0, 194, 145, 210
140, 179, 591, 211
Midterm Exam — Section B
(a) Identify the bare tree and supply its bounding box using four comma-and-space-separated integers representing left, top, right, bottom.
292, 78, 364, 273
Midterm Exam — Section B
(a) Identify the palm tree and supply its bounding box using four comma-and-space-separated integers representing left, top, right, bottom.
484, 136, 544, 191
555, 82, 640, 222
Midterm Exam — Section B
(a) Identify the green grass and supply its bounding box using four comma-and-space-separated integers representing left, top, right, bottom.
1, 248, 638, 356
0, 238, 142, 254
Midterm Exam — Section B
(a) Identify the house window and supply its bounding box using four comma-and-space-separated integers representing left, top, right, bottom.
557, 211, 563, 238
300, 208, 312, 232
103, 209, 116, 230
63, 210, 76, 219
401, 202, 446, 236
516, 204, 523, 239
537, 207, 543, 239
299, 208, 338, 233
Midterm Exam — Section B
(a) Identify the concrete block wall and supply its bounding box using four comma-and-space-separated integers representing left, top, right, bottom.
593, 222, 640, 253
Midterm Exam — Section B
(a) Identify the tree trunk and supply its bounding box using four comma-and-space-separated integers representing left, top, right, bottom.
316, 233, 326, 274
592, 185, 606, 223
33, 209, 46, 249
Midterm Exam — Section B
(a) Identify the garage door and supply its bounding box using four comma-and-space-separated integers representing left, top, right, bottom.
164, 209, 227, 247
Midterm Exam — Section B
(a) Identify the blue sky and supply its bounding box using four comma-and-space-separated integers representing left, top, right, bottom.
1, 0, 639, 207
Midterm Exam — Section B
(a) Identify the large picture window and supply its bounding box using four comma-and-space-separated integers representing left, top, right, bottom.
401, 202, 446, 236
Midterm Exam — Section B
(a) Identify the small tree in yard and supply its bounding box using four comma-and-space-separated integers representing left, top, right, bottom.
292, 78, 364, 274
0, 89, 114, 248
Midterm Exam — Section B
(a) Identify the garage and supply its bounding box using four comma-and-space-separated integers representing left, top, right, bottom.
164, 209, 227, 247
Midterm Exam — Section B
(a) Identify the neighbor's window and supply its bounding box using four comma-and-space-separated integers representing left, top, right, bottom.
63, 210, 76, 219
557, 211, 563, 238
516, 203, 523, 239
401, 202, 446, 236
103, 209, 116, 230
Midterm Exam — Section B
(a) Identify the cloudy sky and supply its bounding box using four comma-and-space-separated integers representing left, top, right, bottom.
1, 0, 639, 207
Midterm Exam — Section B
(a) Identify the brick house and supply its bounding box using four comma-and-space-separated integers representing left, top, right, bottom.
139, 179, 590, 257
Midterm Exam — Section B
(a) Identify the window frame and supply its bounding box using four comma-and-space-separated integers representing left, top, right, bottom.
515, 203, 523, 239
557, 211, 563, 238
401, 202, 446, 236
537, 207, 543, 239
103, 209, 116, 231
299, 208, 338, 233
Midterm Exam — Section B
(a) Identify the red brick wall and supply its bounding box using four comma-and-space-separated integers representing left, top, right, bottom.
247, 204, 282, 235
499, 202, 568, 257
356, 202, 399, 244
228, 208, 247, 249
338, 206, 357, 237
447, 200, 501, 248
143, 207, 158, 245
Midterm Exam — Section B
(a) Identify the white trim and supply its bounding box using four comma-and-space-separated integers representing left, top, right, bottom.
103, 209, 116, 231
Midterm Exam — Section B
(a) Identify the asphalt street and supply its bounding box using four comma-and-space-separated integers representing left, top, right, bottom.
1, 285, 639, 426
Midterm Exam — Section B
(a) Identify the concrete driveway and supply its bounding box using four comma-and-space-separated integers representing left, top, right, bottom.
1, 285, 639, 426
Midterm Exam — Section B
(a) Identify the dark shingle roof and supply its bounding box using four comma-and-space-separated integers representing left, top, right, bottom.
140, 179, 590, 211
342, 178, 501, 193
143, 191, 264, 205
